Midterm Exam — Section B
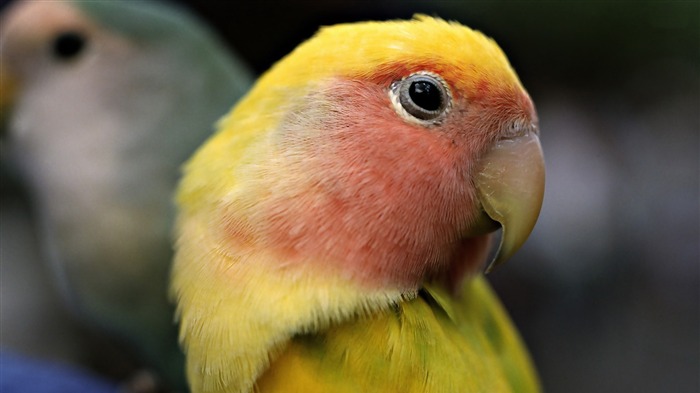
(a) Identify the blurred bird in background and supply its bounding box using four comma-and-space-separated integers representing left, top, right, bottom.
0, 0, 252, 390
1, 1, 698, 393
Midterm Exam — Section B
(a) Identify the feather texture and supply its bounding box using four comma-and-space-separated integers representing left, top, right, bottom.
257, 276, 539, 393
171, 15, 540, 393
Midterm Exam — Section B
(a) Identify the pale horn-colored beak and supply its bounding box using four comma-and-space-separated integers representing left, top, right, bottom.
474, 130, 545, 273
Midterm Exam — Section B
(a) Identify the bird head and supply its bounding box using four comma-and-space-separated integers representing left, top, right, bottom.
182, 15, 545, 292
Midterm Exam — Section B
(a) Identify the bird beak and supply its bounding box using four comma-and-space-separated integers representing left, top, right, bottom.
473, 128, 545, 273
0, 65, 18, 135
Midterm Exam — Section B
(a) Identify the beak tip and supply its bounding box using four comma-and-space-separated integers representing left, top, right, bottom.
475, 131, 545, 273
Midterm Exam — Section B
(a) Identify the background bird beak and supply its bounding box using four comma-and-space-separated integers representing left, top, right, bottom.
0, 65, 18, 135
475, 129, 545, 273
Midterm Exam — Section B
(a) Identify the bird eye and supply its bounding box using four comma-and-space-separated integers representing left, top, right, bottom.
51, 31, 87, 61
390, 72, 451, 125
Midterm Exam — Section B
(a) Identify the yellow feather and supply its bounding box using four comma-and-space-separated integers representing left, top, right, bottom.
172, 215, 409, 393
256, 276, 539, 393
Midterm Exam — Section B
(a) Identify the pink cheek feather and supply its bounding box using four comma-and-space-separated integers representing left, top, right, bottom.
227, 79, 495, 290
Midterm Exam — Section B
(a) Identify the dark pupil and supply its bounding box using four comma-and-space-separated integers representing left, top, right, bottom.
408, 80, 442, 111
52, 32, 86, 60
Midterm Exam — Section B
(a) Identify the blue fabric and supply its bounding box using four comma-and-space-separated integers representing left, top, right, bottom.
0, 352, 119, 393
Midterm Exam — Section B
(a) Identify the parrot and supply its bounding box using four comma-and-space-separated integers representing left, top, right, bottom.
0, 0, 253, 389
170, 15, 544, 393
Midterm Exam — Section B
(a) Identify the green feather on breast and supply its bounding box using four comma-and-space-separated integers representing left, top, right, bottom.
257, 276, 540, 393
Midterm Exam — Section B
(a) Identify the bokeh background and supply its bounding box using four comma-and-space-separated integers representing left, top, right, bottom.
1, 1, 698, 392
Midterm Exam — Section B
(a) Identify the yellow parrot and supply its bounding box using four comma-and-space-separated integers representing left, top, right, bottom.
171, 16, 544, 393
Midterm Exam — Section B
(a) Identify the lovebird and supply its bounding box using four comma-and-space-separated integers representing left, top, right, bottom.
171, 16, 545, 393
0, 0, 252, 389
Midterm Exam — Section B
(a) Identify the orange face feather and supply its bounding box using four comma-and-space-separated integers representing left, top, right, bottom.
221, 66, 535, 291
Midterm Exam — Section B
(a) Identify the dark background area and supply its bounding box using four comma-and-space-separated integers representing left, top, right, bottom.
2, 1, 698, 392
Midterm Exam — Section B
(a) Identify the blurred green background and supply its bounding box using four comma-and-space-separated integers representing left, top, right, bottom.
1, 1, 698, 392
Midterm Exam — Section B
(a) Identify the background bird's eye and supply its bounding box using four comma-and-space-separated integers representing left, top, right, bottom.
391, 72, 451, 123
51, 31, 87, 60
